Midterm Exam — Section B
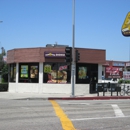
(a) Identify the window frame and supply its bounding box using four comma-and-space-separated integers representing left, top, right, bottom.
19, 63, 39, 83
9, 63, 16, 82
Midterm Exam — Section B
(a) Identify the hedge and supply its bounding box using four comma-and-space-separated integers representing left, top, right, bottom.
118, 79, 130, 84
0, 83, 8, 91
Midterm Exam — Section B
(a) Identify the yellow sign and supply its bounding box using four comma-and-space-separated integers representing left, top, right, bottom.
44, 64, 51, 73
121, 12, 130, 36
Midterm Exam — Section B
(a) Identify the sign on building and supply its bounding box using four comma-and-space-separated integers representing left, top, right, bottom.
105, 67, 122, 78
123, 71, 130, 80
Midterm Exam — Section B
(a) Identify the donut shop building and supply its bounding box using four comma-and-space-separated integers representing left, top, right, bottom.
7, 46, 106, 95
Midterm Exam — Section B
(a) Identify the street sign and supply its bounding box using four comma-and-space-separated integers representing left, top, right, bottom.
121, 12, 130, 36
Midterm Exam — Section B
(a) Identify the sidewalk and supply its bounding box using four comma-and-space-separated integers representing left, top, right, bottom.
0, 92, 71, 100
0, 92, 130, 100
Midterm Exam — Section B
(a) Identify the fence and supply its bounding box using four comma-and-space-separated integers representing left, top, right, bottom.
96, 83, 121, 96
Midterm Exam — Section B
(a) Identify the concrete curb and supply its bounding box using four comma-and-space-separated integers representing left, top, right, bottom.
0, 92, 130, 100
48, 96, 130, 100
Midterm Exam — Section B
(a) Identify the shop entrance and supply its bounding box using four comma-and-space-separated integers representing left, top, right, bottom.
89, 71, 98, 94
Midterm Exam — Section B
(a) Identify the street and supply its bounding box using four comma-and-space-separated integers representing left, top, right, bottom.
0, 99, 130, 130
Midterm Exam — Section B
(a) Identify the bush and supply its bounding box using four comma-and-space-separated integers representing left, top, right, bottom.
0, 83, 8, 91
1, 64, 8, 83
118, 79, 130, 84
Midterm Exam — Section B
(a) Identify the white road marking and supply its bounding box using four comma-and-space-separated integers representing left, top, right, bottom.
111, 104, 125, 117
68, 103, 90, 105
71, 115, 130, 121
59, 102, 90, 105
71, 104, 126, 121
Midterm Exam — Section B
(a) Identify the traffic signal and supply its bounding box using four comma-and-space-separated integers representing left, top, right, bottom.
65, 47, 72, 62
75, 50, 80, 62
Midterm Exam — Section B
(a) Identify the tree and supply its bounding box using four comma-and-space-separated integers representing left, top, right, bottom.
1, 64, 8, 82
0, 47, 8, 82
0, 47, 6, 71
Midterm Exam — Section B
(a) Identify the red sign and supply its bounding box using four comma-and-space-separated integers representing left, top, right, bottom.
105, 67, 123, 78
105, 67, 119, 75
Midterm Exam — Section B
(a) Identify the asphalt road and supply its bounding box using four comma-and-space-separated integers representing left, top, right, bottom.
0, 99, 130, 130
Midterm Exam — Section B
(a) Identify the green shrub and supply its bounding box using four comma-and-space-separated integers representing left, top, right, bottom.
1, 64, 8, 83
1, 78, 5, 83
118, 79, 130, 84
118, 79, 123, 84
0, 83, 8, 91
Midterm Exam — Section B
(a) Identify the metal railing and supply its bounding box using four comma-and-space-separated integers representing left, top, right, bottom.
96, 83, 121, 96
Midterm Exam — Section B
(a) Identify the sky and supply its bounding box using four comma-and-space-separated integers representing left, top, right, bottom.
0, 0, 130, 62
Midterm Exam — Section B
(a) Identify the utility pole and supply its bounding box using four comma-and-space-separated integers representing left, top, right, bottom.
71, 0, 75, 96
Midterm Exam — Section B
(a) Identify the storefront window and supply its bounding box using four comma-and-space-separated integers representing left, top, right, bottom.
9, 64, 16, 82
76, 63, 98, 84
30, 66, 38, 78
19, 63, 39, 83
43, 63, 71, 83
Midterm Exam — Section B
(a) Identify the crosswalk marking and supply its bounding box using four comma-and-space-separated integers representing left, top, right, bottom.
111, 104, 125, 117
71, 115, 130, 121
71, 104, 126, 121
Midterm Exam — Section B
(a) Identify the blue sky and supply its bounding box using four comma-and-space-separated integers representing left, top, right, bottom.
0, 0, 130, 61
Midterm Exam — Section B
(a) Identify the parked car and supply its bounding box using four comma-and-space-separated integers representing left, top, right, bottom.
102, 77, 119, 83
